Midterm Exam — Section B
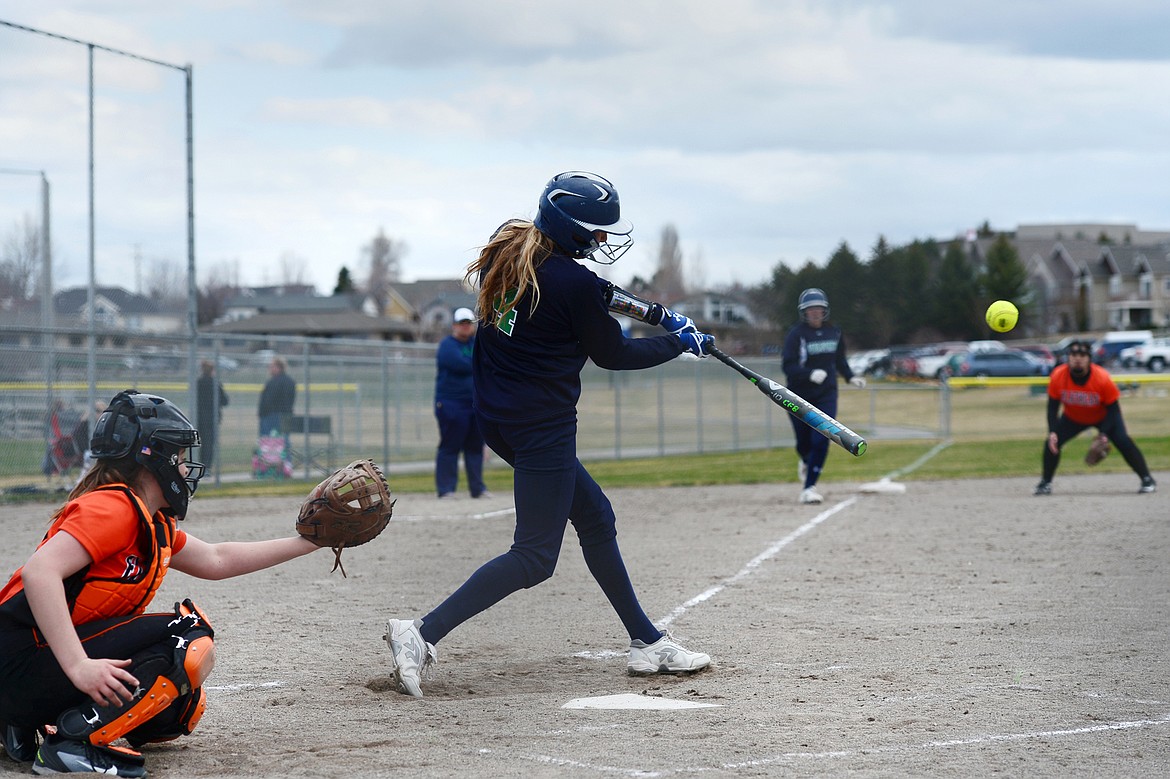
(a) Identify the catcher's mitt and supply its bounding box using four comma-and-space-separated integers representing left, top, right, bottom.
1084, 435, 1112, 466
297, 459, 394, 576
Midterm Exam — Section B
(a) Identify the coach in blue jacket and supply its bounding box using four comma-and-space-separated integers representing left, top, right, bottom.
434, 307, 488, 499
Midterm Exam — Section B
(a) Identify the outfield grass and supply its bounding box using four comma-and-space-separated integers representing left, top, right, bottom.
178, 434, 1168, 500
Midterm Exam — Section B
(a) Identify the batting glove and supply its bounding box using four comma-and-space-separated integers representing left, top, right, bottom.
849, 376, 867, 389
678, 331, 713, 358
660, 308, 697, 335
809, 368, 828, 384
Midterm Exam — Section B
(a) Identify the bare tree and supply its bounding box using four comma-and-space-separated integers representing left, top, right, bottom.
0, 214, 42, 300
363, 228, 406, 313
651, 224, 686, 303
197, 259, 242, 325
278, 251, 309, 286
144, 257, 185, 307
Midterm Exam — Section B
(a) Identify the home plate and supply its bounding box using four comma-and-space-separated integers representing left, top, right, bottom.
562, 693, 721, 710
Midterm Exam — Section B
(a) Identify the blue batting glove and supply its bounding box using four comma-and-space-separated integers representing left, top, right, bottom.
660, 308, 697, 335
678, 331, 713, 357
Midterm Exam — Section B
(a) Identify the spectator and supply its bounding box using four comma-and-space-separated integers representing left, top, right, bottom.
196, 360, 229, 470
257, 357, 295, 437
434, 307, 488, 499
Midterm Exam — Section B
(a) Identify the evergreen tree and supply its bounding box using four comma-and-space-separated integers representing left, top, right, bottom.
334, 266, 355, 295
982, 234, 1029, 303
931, 242, 982, 338
864, 237, 901, 345
820, 242, 866, 340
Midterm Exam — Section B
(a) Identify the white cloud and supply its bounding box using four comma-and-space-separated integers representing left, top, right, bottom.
2, 1, 1169, 298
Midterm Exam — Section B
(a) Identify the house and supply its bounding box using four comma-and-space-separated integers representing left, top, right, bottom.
668, 291, 756, 327
391, 278, 477, 340
1099, 243, 1170, 329
54, 286, 183, 334
967, 226, 1170, 334
209, 286, 415, 341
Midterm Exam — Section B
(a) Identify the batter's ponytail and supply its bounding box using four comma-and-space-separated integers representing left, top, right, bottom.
466, 220, 555, 327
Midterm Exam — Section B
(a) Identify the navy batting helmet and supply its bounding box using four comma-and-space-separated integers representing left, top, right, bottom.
534, 171, 633, 263
797, 288, 830, 322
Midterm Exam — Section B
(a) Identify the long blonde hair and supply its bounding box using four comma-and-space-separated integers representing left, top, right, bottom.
50, 457, 142, 521
465, 220, 556, 326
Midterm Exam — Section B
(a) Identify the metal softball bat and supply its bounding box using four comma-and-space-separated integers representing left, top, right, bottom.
600, 282, 867, 457
703, 344, 867, 457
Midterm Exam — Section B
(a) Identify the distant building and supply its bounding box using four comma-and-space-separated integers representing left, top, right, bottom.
208, 285, 414, 341
54, 286, 182, 334
965, 225, 1170, 334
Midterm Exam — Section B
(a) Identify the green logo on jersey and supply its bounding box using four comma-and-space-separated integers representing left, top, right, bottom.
495, 289, 518, 336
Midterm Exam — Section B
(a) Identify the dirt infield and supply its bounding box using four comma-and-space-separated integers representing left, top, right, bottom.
1, 471, 1167, 778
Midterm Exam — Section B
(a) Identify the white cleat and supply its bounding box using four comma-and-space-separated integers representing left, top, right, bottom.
799, 487, 823, 504
628, 633, 711, 676
384, 618, 437, 697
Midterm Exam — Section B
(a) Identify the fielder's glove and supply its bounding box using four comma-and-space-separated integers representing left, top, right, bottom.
1084, 435, 1111, 466
809, 369, 828, 384
660, 308, 697, 336
296, 458, 394, 576
849, 376, 867, 389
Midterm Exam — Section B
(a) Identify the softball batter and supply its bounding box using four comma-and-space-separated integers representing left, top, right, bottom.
385, 171, 714, 696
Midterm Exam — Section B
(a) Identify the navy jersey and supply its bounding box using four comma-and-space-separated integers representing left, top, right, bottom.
473, 253, 684, 423
781, 321, 854, 402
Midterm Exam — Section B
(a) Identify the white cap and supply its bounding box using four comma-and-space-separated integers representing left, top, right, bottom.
453, 307, 475, 323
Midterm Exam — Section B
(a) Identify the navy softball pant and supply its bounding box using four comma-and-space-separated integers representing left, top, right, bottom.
419, 412, 660, 646
790, 391, 837, 488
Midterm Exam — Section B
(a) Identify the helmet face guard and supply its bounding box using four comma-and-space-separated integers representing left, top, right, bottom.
797, 288, 830, 322
90, 390, 204, 519
534, 171, 633, 264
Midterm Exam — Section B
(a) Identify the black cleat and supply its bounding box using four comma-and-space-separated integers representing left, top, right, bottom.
32, 736, 146, 777
3, 724, 38, 763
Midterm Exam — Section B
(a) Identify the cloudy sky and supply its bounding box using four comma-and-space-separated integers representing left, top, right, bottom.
2, 1, 1169, 298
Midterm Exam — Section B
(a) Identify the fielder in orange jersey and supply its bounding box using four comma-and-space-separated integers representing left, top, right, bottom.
0, 390, 324, 776
1034, 340, 1156, 496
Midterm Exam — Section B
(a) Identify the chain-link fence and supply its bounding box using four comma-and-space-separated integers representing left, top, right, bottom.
0, 326, 959, 492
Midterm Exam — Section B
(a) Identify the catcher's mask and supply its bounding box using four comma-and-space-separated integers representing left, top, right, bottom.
91, 389, 204, 520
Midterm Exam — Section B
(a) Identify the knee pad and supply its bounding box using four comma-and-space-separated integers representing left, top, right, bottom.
58, 600, 216, 748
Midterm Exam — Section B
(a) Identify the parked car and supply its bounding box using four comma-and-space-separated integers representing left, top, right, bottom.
1093, 330, 1153, 368
1127, 338, 1170, 372
916, 346, 969, 379
847, 348, 890, 378
1014, 344, 1056, 373
886, 345, 922, 378
945, 349, 1050, 378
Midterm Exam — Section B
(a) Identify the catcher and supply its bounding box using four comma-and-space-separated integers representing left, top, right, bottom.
0, 390, 391, 775
1034, 340, 1157, 496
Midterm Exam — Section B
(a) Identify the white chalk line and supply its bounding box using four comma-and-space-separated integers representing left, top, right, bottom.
205, 680, 284, 692
657, 497, 859, 629
483, 714, 1170, 777
396, 506, 516, 522
658, 440, 950, 629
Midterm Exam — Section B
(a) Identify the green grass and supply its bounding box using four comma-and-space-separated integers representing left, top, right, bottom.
180, 434, 1169, 500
